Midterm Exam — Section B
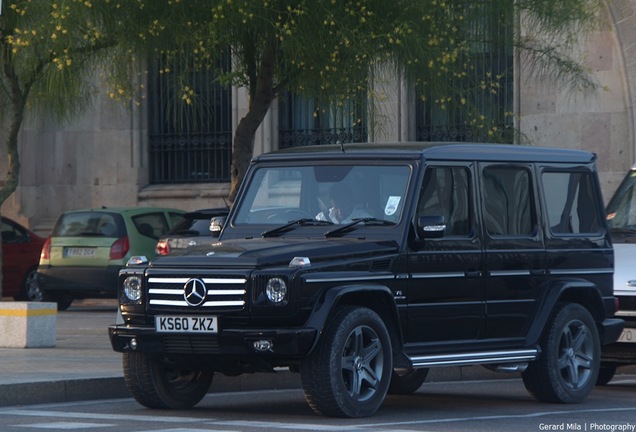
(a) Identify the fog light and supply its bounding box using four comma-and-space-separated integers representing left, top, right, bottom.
253, 340, 273, 352
123, 276, 142, 301
266, 277, 287, 303
129, 337, 138, 350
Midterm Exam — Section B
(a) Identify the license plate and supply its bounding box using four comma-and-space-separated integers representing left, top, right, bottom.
155, 316, 218, 333
64, 247, 96, 257
618, 328, 636, 343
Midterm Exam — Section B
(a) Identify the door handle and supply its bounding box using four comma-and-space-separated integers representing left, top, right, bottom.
465, 271, 482, 278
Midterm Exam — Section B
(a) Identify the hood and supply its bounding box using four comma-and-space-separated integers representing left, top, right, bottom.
149, 237, 399, 269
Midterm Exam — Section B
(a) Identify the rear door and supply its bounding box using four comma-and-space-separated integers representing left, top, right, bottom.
540, 166, 612, 315
480, 163, 546, 341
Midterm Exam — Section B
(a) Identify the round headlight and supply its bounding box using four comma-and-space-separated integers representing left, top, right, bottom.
123, 275, 142, 301
265, 277, 287, 303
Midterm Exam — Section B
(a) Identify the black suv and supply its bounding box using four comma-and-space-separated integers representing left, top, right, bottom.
109, 143, 623, 418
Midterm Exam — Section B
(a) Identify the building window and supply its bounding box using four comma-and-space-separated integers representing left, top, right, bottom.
416, 0, 514, 143
148, 53, 232, 183
278, 92, 368, 148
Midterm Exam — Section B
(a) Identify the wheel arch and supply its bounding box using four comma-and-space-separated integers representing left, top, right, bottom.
526, 279, 606, 346
303, 285, 403, 356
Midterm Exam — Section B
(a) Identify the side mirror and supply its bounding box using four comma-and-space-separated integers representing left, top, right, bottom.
209, 216, 226, 238
417, 215, 446, 239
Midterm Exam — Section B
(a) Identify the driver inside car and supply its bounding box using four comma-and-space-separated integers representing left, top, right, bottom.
316, 184, 371, 224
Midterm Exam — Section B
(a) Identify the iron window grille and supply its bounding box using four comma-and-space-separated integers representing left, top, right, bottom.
148, 53, 232, 183
278, 92, 368, 149
416, 0, 514, 143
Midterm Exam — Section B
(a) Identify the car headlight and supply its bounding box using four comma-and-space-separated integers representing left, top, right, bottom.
265, 277, 287, 303
123, 275, 142, 301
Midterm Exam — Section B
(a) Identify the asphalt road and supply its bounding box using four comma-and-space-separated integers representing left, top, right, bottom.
1, 374, 635, 431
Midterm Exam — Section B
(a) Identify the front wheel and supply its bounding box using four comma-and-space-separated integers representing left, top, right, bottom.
300, 306, 393, 418
522, 303, 600, 403
123, 352, 213, 409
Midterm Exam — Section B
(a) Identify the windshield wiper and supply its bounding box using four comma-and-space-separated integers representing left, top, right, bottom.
262, 218, 334, 238
324, 218, 396, 238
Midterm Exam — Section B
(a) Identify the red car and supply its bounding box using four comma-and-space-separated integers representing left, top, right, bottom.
1, 217, 46, 300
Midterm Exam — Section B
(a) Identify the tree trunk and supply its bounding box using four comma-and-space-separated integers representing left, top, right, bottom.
0, 47, 27, 298
228, 39, 278, 203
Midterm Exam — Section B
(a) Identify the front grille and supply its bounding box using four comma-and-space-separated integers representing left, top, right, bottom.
147, 275, 247, 311
163, 335, 219, 354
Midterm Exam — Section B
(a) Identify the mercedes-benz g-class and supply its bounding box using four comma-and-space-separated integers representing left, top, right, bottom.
109, 143, 622, 418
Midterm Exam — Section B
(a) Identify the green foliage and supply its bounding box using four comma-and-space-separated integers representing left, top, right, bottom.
0, 0, 608, 202
0, 0, 122, 122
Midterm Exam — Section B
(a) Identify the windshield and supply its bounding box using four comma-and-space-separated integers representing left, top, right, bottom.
234, 164, 412, 226
607, 168, 636, 231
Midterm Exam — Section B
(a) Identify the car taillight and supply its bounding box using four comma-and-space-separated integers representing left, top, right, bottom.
156, 239, 170, 255
110, 236, 130, 260
40, 237, 51, 261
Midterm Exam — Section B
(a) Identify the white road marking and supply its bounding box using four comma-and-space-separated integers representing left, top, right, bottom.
14, 422, 111, 429
0, 409, 204, 424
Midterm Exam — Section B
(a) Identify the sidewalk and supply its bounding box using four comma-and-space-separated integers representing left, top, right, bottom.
0, 299, 624, 407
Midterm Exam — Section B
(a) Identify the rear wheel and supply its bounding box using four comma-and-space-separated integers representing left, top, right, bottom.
300, 306, 393, 418
123, 352, 213, 409
388, 368, 429, 394
41, 292, 73, 311
522, 303, 600, 403
17, 268, 41, 301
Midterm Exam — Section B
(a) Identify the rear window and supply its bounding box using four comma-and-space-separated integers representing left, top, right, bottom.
52, 212, 125, 238
132, 213, 172, 240
168, 218, 211, 236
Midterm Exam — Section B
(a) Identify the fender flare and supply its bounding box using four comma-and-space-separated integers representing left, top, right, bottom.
526, 278, 606, 346
303, 284, 403, 353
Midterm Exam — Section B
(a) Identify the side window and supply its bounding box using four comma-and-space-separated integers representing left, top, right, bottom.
1, 220, 27, 244
417, 166, 471, 236
542, 171, 601, 234
132, 213, 170, 239
482, 166, 534, 236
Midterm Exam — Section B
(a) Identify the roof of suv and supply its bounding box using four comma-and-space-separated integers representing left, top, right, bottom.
256, 142, 596, 164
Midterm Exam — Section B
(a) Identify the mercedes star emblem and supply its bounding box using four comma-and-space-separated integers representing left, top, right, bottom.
183, 278, 207, 307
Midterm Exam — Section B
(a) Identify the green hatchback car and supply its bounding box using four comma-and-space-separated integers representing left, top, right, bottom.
37, 207, 185, 310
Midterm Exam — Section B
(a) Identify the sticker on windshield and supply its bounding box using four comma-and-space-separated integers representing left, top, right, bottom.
385, 196, 401, 216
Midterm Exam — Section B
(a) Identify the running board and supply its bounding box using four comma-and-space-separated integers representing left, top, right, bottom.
408, 349, 539, 368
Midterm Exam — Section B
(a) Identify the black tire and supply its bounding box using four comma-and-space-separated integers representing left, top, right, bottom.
522, 303, 600, 404
596, 365, 618, 386
38, 290, 73, 311
55, 299, 73, 311
16, 267, 41, 301
388, 368, 429, 394
123, 352, 213, 409
300, 306, 393, 418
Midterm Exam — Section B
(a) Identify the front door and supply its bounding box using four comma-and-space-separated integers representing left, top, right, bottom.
406, 163, 485, 350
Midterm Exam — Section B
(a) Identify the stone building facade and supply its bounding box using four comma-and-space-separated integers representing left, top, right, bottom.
2, 1, 636, 236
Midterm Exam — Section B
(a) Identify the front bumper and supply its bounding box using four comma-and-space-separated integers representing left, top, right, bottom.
108, 324, 317, 358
